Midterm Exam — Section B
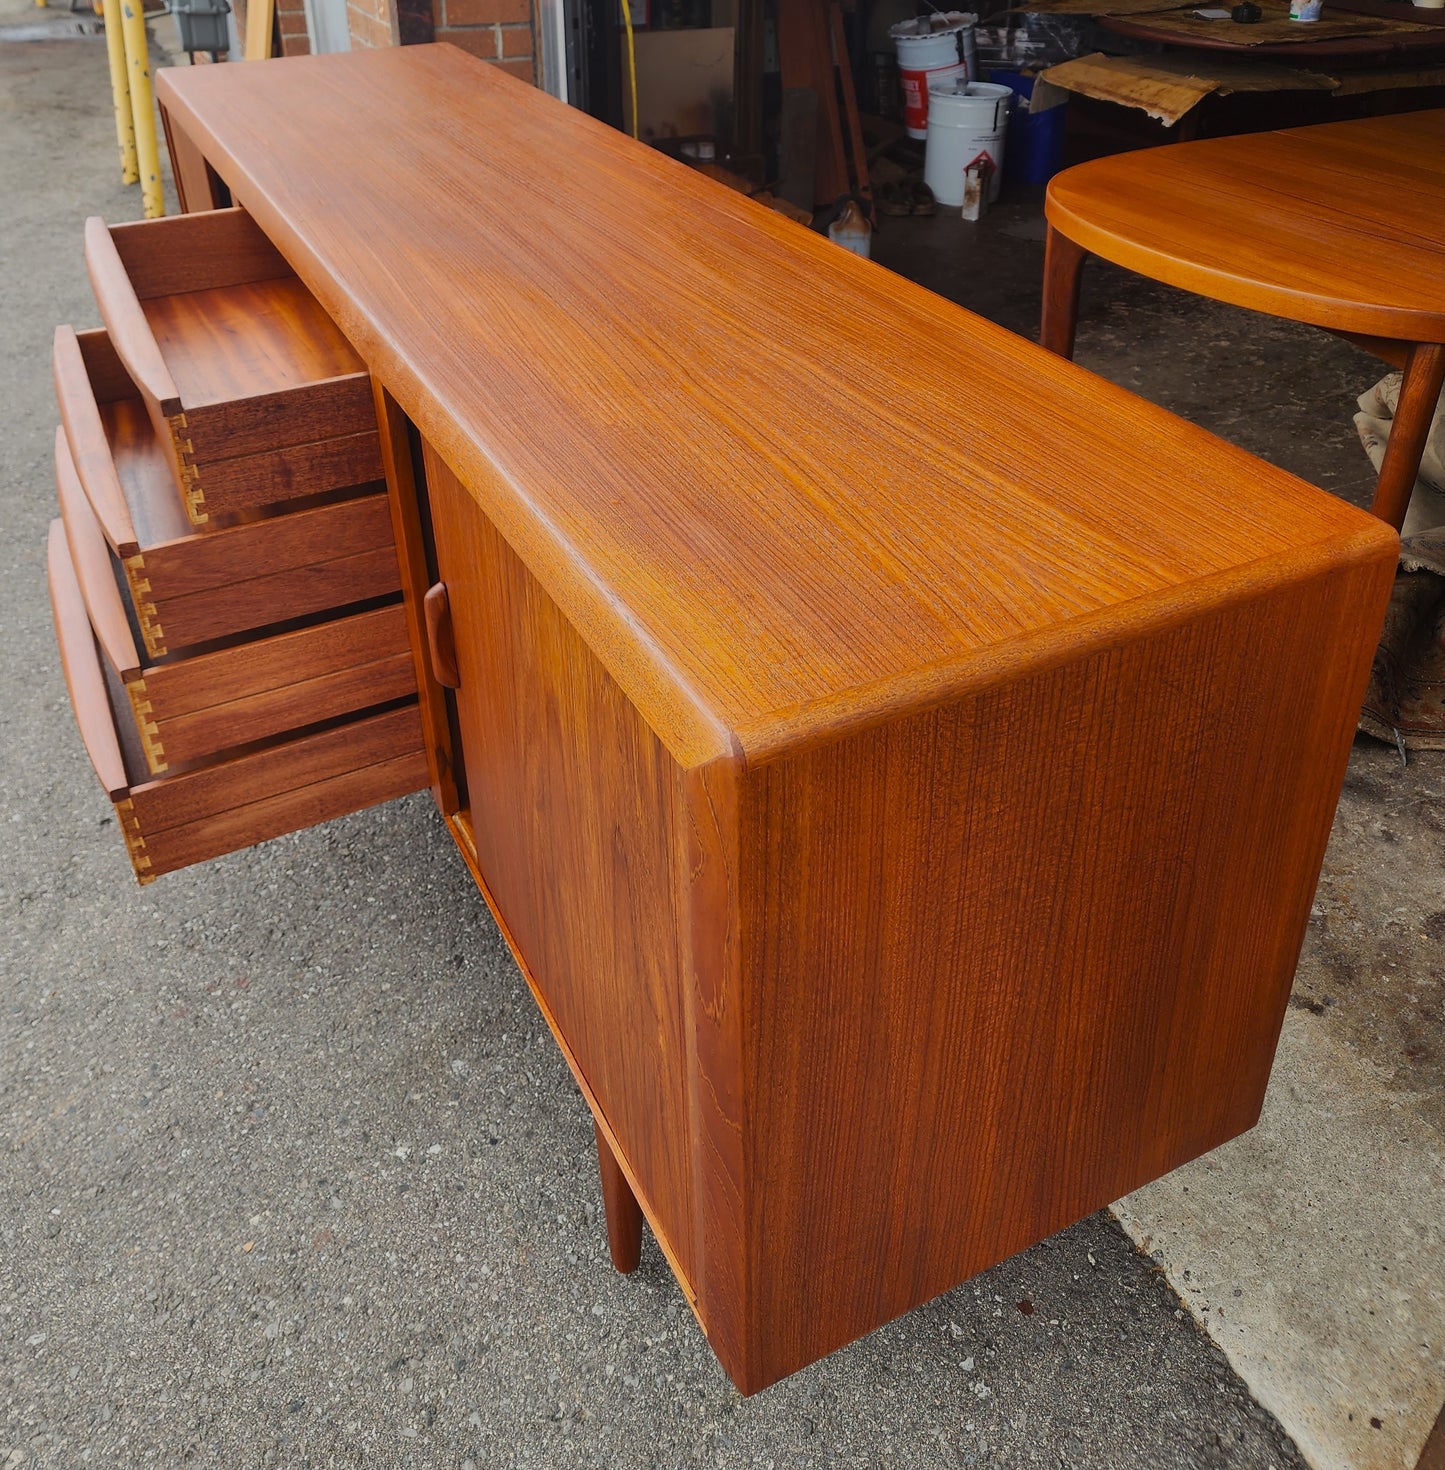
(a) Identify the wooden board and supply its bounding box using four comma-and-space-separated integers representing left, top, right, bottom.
1038, 52, 1338, 126
621, 27, 734, 143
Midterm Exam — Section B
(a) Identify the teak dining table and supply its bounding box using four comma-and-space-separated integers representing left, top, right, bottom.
82, 45, 1398, 1393
1041, 108, 1445, 531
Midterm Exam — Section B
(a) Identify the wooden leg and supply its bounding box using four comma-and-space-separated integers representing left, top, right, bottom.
1371, 342, 1445, 531
594, 1120, 642, 1273
1040, 225, 1087, 360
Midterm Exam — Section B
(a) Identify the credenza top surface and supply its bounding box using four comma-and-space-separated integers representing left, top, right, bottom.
158, 46, 1394, 767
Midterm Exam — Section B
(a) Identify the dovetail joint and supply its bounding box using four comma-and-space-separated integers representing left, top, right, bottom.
126, 680, 168, 775
124, 554, 167, 659
115, 799, 155, 884
167, 412, 208, 526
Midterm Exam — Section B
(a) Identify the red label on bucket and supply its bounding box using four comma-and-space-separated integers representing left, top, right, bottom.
898, 61, 966, 139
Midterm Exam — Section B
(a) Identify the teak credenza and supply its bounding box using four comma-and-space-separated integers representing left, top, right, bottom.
47, 44, 1396, 1393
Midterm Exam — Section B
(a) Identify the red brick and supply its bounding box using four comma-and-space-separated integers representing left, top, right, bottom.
278, 11, 308, 35
494, 55, 534, 82
445, 0, 529, 28
435, 24, 499, 56
345, 2, 395, 45
498, 20, 531, 55
278, 32, 311, 53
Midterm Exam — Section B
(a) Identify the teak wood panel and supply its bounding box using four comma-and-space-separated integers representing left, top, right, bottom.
426, 447, 699, 1294
423, 432, 1394, 1392
160, 101, 226, 214
728, 553, 1389, 1387
155, 46, 1399, 770
1045, 109, 1445, 343
48, 518, 428, 883
56, 327, 400, 656
85, 208, 380, 525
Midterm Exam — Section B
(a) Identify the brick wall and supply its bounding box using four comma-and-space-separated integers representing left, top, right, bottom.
346, 0, 402, 47
431, 0, 535, 83
275, 0, 312, 55
230, 0, 316, 55
344, 0, 536, 84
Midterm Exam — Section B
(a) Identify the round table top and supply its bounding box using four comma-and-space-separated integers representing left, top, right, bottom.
1045, 109, 1445, 343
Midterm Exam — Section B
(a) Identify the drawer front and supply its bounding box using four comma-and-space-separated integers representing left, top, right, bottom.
48, 519, 427, 884
56, 327, 400, 656
84, 208, 379, 523
132, 602, 418, 773
132, 492, 401, 655
56, 440, 415, 775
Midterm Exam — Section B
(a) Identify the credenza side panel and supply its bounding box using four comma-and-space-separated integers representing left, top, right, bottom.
425, 448, 698, 1289
739, 551, 1391, 1387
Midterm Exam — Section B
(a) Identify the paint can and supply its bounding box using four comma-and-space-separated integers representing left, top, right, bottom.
923, 81, 1011, 207
891, 14, 978, 140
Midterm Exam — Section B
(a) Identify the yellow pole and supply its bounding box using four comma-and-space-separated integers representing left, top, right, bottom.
118, 0, 165, 218
102, 0, 139, 185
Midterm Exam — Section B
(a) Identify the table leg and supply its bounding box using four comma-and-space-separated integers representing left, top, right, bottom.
1040, 225, 1087, 360
594, 1120, 642, 1273
1371, 341, 1445, 532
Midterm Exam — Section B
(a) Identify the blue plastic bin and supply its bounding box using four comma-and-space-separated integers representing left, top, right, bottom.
990, 69, 1066, 187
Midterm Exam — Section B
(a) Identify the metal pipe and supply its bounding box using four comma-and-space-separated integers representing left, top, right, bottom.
102, 0, 139, 185
119, 0, 165, 217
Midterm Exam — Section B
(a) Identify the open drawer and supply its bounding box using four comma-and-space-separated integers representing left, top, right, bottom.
84, 207, 383, 525
48, 520, 428, 884
55, 325, 401, 659
56, 429, 417, 776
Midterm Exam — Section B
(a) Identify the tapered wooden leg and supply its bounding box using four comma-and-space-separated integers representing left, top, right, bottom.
1040, 224, 1088, 360
1371, 341, 1445, 531
594, 1120, 642, 1273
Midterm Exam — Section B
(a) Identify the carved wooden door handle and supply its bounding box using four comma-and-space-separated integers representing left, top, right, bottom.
423, 581, 460, 689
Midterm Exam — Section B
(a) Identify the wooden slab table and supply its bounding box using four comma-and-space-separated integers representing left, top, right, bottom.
144, 45, 1399, 1393
1041, 109, 1445, 530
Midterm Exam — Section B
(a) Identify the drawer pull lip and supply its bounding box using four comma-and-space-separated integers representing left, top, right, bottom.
84, 215, 182, 418
46, 519, 130, 801
53, 325, 140, 558
54, 426, 143, 683
424, 582, 461, 689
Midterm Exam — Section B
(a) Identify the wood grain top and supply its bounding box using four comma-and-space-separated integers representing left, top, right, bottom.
158, 47, 1394, 768
1047, 110, 1445, 344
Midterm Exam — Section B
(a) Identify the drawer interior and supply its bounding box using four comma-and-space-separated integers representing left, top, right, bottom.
84, 207, 381, 526
143, 277, 363, 407
56, 326, 400, 657
99, 207, 364, 406
57, 324, 189, 553
48, 518, 427, 884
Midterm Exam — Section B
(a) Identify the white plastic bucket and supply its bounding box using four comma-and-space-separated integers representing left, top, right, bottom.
924, 81, 1010, 206
891, 17, 976, 140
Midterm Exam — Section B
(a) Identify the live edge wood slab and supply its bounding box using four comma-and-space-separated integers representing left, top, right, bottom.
156, 45, 1397, 1393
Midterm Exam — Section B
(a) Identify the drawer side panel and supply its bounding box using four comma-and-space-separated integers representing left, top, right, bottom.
739, 546, 1394, 1388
